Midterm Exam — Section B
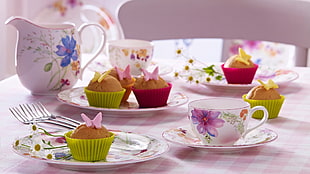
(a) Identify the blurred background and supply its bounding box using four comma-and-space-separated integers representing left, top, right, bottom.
1, 0, 297, 80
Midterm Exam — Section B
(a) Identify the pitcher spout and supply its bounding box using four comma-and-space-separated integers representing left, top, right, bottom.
5, 16, 36, 31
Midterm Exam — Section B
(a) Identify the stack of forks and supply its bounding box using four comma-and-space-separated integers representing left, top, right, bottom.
9, 102, 81, 129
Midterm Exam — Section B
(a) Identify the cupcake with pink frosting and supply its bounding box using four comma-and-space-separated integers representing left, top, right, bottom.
132, 67, 172, 108
64, 112, 114, 162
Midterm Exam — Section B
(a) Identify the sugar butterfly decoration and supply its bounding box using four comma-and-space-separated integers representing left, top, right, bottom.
81, 112, 103, 129
115, 65, 131, 80
141, 67, 159, 81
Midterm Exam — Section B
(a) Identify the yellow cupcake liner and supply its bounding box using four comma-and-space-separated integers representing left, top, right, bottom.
65, 131, 115, 162
84, 88, 125, 108
242, 94, 285, 119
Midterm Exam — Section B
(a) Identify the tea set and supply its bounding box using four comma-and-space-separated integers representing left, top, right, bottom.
6, 16, 276, 151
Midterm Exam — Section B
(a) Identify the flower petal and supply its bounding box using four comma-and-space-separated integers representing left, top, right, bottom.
60, 56, 71, 67
206, 126, 218, 137
209, 118, 225, 128
208, 111, 221, 119
55, 45, 67, 56
196, 124, 207, 134
191, 115, 200, 124
71, 50, 78, 61
62, 36, 71, 48
68, 36, 76, 50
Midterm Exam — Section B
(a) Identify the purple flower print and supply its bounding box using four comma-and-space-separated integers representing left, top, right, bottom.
55, 36, 78, 67
191, 109, 225, 137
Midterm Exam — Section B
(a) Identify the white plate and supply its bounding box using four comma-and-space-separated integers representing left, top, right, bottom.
13, 130, 169, 171
162, 126, 277, 152
201, 66, 298, 90
57, 87, 188, 117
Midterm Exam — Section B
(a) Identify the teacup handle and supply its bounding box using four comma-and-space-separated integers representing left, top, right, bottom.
77, 23, 107, 80
242, 106, 269, 137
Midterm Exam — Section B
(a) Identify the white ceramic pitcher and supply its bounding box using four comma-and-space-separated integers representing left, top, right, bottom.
5, 16, 106, 95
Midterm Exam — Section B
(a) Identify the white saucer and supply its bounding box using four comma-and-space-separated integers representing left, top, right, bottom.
162, 126, 277, 152
57, 87, 188, 117
13, 130, 169, 171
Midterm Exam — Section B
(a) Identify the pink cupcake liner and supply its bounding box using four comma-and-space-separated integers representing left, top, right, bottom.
221, 64, 258, 84
132, 83, 172, 108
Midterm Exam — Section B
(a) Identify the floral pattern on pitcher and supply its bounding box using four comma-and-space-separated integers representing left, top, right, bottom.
19, 29, 81, 92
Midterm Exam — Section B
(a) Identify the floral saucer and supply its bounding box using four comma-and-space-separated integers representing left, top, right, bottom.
162, 126, 277, 152
13, 130, 169, 171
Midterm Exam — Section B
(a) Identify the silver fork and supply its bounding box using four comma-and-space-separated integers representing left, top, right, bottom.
9, 102, 81, 129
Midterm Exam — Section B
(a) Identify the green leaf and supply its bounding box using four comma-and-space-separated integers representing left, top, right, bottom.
215, 75, 223, 80
202, 65, 216, 76
44, 62, 53, 72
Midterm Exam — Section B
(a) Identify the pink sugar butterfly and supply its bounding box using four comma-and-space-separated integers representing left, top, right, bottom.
141, 67, 159, 81
81, 112, 102, 129
115, 65, 131, 80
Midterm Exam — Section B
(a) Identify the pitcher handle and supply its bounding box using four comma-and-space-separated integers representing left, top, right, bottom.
78, 23, 107, 80
242, 106, 269, 138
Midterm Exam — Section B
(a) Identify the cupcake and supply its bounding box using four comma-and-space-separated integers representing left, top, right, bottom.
64, 112, 115, 161
132, 67, 172, 108
242, 79, 285, 119
221, 48, 258, 84
84, 71, 125, 108
109, 65, 136, 102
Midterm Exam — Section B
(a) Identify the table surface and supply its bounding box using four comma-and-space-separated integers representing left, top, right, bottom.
1, 60, 310, 174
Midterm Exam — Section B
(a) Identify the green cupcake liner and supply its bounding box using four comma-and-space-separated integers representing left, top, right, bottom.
65, 131, 115, 162
84, 88, 125, 108
242, 94, 285, 119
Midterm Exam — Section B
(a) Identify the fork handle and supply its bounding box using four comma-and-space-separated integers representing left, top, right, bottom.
55, 115, 81, 125
39, 120, 76, 129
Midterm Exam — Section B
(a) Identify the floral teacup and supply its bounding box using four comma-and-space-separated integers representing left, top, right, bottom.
108, 39, 154, 76
188, 98, 268, 146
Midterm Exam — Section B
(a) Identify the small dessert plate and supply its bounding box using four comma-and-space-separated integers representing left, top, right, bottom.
162, 126, 277, 152
201, 65, 298, 90
57, 88, 188, 117
12, 130, 169, 171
